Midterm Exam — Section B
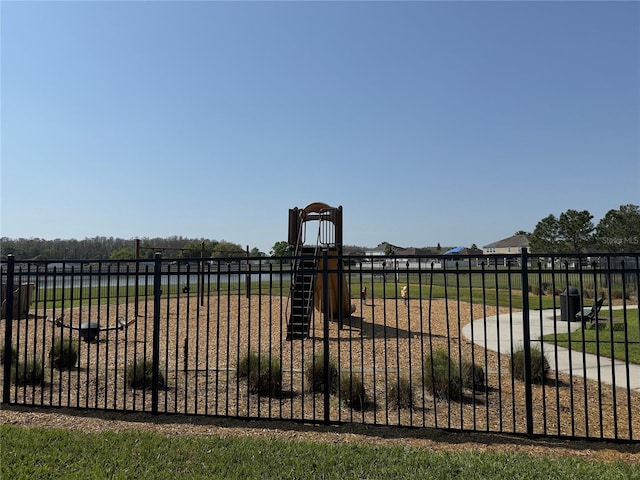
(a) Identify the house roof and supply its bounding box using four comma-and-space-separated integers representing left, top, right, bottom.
483, 234, 530, 249
443, 246, 484, 255
367, 242, 403, 253
396, 247, 433, 256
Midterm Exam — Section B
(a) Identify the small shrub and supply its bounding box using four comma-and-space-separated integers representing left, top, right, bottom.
0, 344, 17, 365
389, 374, 414, 409
423, 349, 462, 401
49, 338, 78, 370
237, 350, 282, 396
511, 345, 549, 384
339, 373, 368, 410
304, 353, 339, 394
126, 359, 165, 390
13, 357, 45, 386
610, 288, 626, 300
237, 350, 261, 379
461, 359, 486, 392
540, 282, 551, 295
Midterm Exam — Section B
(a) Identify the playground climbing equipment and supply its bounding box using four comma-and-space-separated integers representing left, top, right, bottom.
286, 202, 354, 340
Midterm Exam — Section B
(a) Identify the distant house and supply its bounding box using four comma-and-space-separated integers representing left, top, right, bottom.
396, 247, 441, 269
364, 242, 402, 257
396, 247, 433, 256
482, 234, 530, 255
441, 246, 484, 267
482, 234, 530, 266
443, 246, 483, 256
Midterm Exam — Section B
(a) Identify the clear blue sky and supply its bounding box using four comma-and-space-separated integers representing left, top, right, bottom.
2, 1, 639, 254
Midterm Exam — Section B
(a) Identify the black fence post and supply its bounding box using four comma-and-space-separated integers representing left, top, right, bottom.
520, 249, 534, 436
2, 255, 15, 403
152, 252, 162, 415
322, 249, 331, 425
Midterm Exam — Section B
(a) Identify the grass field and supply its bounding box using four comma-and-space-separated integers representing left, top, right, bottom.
543, 309, 640, 364
1, 424, 638, 480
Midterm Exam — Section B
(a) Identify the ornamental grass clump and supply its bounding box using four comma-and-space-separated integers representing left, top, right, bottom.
237, 350, 282, 396
304, 352, 339, 394
339, 373, 368, 411
423, 349, 462, 401
126, 358, 165, 390
511, 345, 550, 384
12, 357, 45, 386
389, 374, 414, 409
461, 359, 486, 392
49, 338, 78, 370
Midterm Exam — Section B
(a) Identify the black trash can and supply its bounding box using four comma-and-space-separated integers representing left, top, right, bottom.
560, 286, 581, 322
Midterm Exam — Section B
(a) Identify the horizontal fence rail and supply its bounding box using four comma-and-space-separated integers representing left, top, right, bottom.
1, 252, 639, 443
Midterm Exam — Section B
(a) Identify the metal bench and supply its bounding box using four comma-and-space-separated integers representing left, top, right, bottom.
575, 297, 604, 325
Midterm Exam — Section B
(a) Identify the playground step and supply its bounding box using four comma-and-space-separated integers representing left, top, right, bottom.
286, 248, 318, 340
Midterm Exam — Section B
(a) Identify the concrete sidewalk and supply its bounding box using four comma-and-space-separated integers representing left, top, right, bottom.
461, 307, 640, 393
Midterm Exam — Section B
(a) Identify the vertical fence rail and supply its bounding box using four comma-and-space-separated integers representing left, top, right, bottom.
520, 249, 534, 436
152, 252, 162, 415
2, 255, 15, 403
322, 249, 331, 425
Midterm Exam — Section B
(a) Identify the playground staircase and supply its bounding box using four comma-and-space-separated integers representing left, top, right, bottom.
286, 246, 317, 340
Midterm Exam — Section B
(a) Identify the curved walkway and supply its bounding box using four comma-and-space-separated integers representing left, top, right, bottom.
462, 307, 640, 393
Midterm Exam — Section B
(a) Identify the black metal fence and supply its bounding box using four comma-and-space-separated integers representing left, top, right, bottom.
2, 251, 639, 443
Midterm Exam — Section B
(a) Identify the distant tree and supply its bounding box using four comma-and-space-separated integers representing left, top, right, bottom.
384, 244, 395, 256
595, 204, 640, 252
110, 247, 136, 260
270, 241, 293, 258
250, 247, 265, 257
436, 242, 441, 252
470, 243, 478, 250
181, 241, 205, 258
514, 230, 531, 236
530, 210, 594, 253
530, 214, 561, 253
558, 209, 594, 252
212, 241, 245, 258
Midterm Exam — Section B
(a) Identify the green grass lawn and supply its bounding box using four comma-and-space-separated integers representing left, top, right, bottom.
1, 425, 637, 480
543, 309, 640, 365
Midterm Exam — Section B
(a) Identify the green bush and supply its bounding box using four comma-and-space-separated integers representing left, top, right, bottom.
339, 373, 368, 410
49, 338, 78, 370
511, 345, 549, 384
304, 353, 339, 394
461, 359, 485, 392
126, 359, 165, 390
423, 349, 462, 401
12, 357, 45, 386
237, 350, 282, 396
389, 374, 414, 409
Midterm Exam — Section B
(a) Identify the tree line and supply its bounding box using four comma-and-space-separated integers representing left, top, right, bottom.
528, 204, 639, 254
0, 236, 259, 261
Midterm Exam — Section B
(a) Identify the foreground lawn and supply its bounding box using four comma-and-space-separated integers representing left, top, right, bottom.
1, 425, 637, 480
543, 309, 639, 364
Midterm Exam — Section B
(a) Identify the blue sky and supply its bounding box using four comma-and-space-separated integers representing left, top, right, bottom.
2, 1, 639, 255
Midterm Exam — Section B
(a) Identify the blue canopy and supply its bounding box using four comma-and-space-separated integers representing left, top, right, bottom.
443, 246, 465, 255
